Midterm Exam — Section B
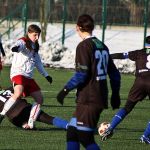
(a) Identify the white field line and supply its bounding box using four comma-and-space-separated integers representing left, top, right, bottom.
41, 90, 128, 96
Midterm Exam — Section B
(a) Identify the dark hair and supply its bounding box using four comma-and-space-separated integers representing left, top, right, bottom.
28, 24, 41, 34
77, 14, 94, 32
22, 24, 41, 52
146, 36, 150, 44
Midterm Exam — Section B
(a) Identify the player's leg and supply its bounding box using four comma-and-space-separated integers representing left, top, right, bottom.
66, 117, 80, 150
140, 121, 150, 144
76, 104, 101, 150
25, 79, 43, 129
27, 101, 41, 129
37, 111, 68, 129
102, 78, 145, 140
77, 128, 100, 150
101, 100, 137, 141
26, 90, 42, 129
0, 84, 23, 123
110, 100, 137, 129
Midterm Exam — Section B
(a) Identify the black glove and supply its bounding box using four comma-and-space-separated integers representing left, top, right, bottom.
45, 76, 53, 84
11, 46, 20, 52
111, 92, 121, 110
56, 88, 69, 105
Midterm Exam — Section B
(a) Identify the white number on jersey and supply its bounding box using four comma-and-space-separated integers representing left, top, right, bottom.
95, 50, 109, 80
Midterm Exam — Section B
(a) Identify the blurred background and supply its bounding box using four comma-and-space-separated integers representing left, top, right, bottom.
0, 0, 149, 43
0, 0, 149, 72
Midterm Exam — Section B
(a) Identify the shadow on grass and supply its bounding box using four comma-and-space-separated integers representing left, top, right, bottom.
117, 127, 143, 133
42, 104, 75, 108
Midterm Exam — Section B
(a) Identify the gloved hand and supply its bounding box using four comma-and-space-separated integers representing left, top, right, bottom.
56, 88, 69, 105
45, 76, 53, 84
11, 46, 20, 52
111, 92, 121, 110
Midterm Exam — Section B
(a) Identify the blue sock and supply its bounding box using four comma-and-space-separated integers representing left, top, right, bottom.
110, 108, 127, 129
52, 117, 68, 129
67, 141, 80, 150
86, 143, 100, 150
143, 122, 150, 137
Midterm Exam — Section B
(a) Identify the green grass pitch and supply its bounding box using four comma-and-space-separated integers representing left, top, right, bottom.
0, 66, 150, 150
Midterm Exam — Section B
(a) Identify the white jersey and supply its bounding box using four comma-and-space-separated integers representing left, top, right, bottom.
10, 39, 48, 79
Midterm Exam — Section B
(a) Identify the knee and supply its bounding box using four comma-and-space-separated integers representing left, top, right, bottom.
124, 100, 137, 114
37, 98, 43, 105
13, 92, 22, 100
67, 126, 78, 142
34, 96, 43, 105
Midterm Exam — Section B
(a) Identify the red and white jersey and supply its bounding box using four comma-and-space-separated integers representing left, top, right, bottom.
10, 39, 48, 79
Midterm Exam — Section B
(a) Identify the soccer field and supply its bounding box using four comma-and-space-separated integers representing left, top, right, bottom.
0, 66, 150, 150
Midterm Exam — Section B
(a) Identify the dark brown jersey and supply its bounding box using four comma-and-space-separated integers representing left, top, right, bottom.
75, 37, 116, 108
128, 49, 150, 76
0, 87, 14, 111
0, 87, 30, 126
111, 48, 150, 102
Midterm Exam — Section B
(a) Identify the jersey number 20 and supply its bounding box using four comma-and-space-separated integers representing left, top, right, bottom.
95, 50, 109, 80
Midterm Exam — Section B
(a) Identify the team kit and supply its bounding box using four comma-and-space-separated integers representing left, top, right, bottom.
0, 14, 150, 150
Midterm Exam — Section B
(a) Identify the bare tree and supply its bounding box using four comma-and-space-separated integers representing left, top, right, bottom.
39, 0, 50, 42
122, 0, 144, 25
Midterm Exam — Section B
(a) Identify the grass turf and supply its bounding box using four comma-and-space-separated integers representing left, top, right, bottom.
0, 66, 150, 150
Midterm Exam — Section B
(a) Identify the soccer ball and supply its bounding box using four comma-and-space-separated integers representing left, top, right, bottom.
98, 122, 110, 136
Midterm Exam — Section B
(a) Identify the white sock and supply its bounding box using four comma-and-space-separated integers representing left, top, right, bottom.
28, 103, 41, 128
0, 97, 16, 115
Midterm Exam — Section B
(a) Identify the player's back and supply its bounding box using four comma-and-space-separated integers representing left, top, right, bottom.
128, 49, 150, 77
76, 37, 110, 108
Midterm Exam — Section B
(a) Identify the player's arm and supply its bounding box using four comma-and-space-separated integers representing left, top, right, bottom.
57, 43, 90, 105
64, 71, 87, 91
111, 52, 128, 59
56, 70, 88, 105
108, 57, 121, 109
35, 53, 52, 84
11, 40, 26, 52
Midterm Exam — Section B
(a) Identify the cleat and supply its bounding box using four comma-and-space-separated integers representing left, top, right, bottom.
22, 122, 37, 130
140, 135, 150, 144
0, 114, 4, 124
27, 118, 34, 129
101, 127, 114, 141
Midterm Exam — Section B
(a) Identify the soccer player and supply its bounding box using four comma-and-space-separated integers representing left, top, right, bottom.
56, 14, 121, 150
0, 24, 53, 129
0, 87, 68, 130
101, 36, 150, 144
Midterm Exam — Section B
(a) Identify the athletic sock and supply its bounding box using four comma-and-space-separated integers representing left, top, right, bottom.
67, 141, 80, 150
52, 117, 69, 129
143, 121, 150, 138
28, 103, 41, 128
0, 97, 16, 115
86, 143, 100, 150
110, 108, 127, 129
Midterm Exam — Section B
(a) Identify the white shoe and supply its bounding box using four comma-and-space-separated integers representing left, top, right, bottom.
22, 122, 37, 130
27, 118, 34, 129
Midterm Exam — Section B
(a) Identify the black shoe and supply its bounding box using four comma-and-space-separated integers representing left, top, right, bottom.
101, 127, 114, 141
0, 114, 4, 123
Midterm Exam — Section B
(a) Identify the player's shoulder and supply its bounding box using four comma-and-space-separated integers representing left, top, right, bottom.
17, 37, 29, 45
77, 37, 101, 51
